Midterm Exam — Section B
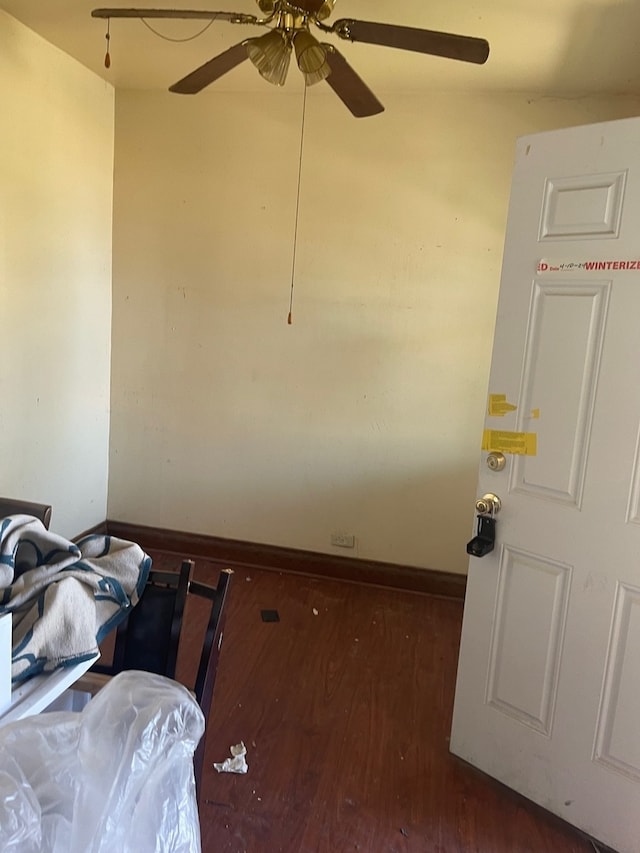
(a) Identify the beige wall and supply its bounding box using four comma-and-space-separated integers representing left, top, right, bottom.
1, 12, 114, 538
108, 88, 640, 573
4, 6, 638, 567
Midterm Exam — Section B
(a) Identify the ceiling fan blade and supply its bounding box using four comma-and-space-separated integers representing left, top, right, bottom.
323, 47, 384, 118
92, 8, 257, 23
169, 41, 249, 93
330, 19, 490, 65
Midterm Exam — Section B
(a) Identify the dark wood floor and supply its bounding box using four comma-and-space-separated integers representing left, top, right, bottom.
152, 550, 599, 853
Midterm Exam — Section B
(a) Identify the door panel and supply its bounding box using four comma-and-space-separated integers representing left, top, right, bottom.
511, 280, 610, 504
539, 171, 627, 241
594, 582, 640, 780
486, 546, 571, 736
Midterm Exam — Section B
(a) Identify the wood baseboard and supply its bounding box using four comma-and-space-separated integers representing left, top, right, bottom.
106, 520, 467, 600
74, 521, 108, 540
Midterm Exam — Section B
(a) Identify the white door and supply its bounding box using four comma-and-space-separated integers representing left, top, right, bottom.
451, 116, 640, 853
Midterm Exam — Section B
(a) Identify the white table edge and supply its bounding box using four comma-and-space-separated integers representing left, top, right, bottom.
0, 654, 100, 725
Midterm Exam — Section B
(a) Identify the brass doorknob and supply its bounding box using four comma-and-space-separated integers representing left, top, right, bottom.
475, 493, 502, 515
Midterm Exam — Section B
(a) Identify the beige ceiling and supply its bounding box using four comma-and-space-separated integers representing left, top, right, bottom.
3, 0, 640, 97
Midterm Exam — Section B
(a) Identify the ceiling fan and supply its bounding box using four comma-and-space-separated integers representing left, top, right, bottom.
92, 2, 489, 117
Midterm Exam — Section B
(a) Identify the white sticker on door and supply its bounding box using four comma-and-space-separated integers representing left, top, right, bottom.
537, 258, 640, 273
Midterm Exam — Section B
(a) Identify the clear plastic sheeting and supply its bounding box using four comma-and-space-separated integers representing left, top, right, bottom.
0, 671, 205, 853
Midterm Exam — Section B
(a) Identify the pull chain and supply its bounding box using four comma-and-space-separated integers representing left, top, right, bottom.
288, 85, 307, 325
102, 16, 215, 71
104, 18, 111, 68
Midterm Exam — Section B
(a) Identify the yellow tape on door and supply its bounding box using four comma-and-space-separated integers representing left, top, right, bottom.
488, 394, 518, 417
482, 429, 537, 456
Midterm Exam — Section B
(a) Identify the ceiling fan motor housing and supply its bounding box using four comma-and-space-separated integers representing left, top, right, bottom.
256, 0, 336, 22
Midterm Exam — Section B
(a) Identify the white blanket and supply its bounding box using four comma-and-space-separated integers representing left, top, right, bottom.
0, 515, 151, 685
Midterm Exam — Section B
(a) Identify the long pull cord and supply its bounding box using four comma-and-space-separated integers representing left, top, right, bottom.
288, 85, 307, 325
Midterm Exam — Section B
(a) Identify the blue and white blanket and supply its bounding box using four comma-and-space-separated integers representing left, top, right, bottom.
0, 515, 151, 685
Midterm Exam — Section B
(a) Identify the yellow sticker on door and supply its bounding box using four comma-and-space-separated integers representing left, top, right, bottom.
482, 429, 537, 456
488, 394, 518, 417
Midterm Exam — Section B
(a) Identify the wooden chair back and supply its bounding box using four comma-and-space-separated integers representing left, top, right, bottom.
189, 569, 234, 797
94, 560, 193, 680
0, 498, 52, 529
88, 559, 234, 804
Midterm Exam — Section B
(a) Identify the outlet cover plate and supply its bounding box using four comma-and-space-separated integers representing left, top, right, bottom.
330, 532, 355, 548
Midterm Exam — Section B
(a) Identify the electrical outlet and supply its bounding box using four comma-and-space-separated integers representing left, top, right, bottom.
330, 532, 355, 548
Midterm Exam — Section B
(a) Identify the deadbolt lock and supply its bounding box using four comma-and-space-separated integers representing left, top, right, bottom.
486, 451, 506, 472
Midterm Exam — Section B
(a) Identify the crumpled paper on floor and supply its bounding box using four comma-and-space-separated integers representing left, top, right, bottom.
213, 742, 248, 774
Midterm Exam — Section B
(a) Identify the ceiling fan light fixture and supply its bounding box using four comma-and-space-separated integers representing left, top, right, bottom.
314, 1, 336, 22
294, 30, 330, 86
246, 28, 292, 86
